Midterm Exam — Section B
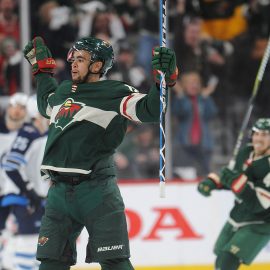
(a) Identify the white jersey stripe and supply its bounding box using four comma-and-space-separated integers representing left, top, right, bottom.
256, 187, 270, 209
120, 93, 146, 122
228, 217, 264, 229
46, 93, 55, 117
74, 107, 118, 129
41, 165, 92, 175
50, 105, 117, 130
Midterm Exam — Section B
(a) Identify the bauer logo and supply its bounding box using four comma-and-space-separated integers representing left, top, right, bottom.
54, 98, 84, 130
97, 244, 124, 252
46, 59, 56, 65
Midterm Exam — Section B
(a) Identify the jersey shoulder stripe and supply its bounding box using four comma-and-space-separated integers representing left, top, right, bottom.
5, 152, 27, 165
120, 93, 146, 122
255, 187, 270, 209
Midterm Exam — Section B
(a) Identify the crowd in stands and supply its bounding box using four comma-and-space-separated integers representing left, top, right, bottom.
0, 0, 270, 180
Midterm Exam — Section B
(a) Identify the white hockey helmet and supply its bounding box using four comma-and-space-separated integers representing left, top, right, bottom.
27, 95, 39, 119
9, 93, 28, 107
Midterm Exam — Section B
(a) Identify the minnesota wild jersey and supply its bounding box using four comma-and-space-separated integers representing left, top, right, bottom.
36, 74, 161, 175
228, 144, 270, 225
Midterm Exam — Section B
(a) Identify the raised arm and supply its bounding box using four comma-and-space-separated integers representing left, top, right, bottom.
23, 37, 58, 118
119, 47, 178, 123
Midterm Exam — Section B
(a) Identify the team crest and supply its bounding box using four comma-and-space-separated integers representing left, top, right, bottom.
38, 236, 49, 246
54, 98, 84, 130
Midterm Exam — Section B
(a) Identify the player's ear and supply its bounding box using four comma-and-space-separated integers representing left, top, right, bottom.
91, 61, 103, 73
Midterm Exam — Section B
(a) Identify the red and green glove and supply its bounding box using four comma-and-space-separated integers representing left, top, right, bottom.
197, 173, 222, 197
152, 47, 178, 87
23, 36, 56, 75
220, 167, 248, 194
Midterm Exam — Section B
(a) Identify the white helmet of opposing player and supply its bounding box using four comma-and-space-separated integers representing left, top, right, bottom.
9, 93, 28, 107
27, 95, 39, 119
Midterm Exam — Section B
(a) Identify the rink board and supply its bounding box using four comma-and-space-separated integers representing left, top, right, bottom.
73, 181, 270, 268
72, 263, 270, 270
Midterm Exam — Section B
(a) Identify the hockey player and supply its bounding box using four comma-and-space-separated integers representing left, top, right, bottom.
198, 118, 270, 270
23, 36, 178, 270
0, 92, 29, 270
0, 94, 29, 195
0, 95, 49, 270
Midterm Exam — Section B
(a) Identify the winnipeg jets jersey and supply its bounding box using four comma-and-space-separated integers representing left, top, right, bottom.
1, 123, 49, 197
0, 120, 18, 196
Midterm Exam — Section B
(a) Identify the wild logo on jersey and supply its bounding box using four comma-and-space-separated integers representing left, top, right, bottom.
55, 98, 84, 130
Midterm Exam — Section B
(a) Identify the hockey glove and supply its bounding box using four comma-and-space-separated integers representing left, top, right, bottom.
220, 167, 247, 194
23, 36, 56, 75
152, 47, 179, 87
25, 189, 43, 213
197, 172, 222, 197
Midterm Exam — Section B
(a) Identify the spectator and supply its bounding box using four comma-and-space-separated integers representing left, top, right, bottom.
75, 1, 125, 49
195, 0, 248, 41
90, 9, 126, 49
0, 37, 21, 95
247, 0, 270, 38
132, 124, 159, 179
114, 123, 138, 179
136, 0, 177, 76
174, 16, 211, 84
174, 14, 233, 86
0, 0, 19, 42
34, 1, 77, 60
107, 41, 149, 92
112, 0, 143, 43
229, 28, 270, 135
172, 71, 218, 177
75, 0, 107, 38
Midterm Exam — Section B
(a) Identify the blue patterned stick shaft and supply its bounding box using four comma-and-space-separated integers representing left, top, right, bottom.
159, 0, 167, 198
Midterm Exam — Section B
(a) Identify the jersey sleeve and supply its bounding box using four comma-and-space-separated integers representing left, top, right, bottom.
234, 146, 252, 172
236, 162, 270, 215
118, 83, 165, 123
35, 73, 59, 119
236, 180, 270, 215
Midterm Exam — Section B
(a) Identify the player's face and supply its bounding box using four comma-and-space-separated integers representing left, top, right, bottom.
70, 50, 91, 83
7, 104, 27, 122
252, 130, 270, 156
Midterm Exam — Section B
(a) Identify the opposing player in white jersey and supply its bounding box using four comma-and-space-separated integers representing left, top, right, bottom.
0, 95, 49, 270
0, 93, 29, 269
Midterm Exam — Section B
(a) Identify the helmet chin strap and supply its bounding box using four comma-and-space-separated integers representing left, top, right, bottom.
72, 61, 104, 83
84, 61, 104, 81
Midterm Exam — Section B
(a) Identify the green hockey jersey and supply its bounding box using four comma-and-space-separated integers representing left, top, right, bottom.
228, 144, 270, 225
35, 74, 162, 175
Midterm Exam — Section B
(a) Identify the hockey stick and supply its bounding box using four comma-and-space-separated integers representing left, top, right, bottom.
228, 35, 270, 170
159, 0, 167, 197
